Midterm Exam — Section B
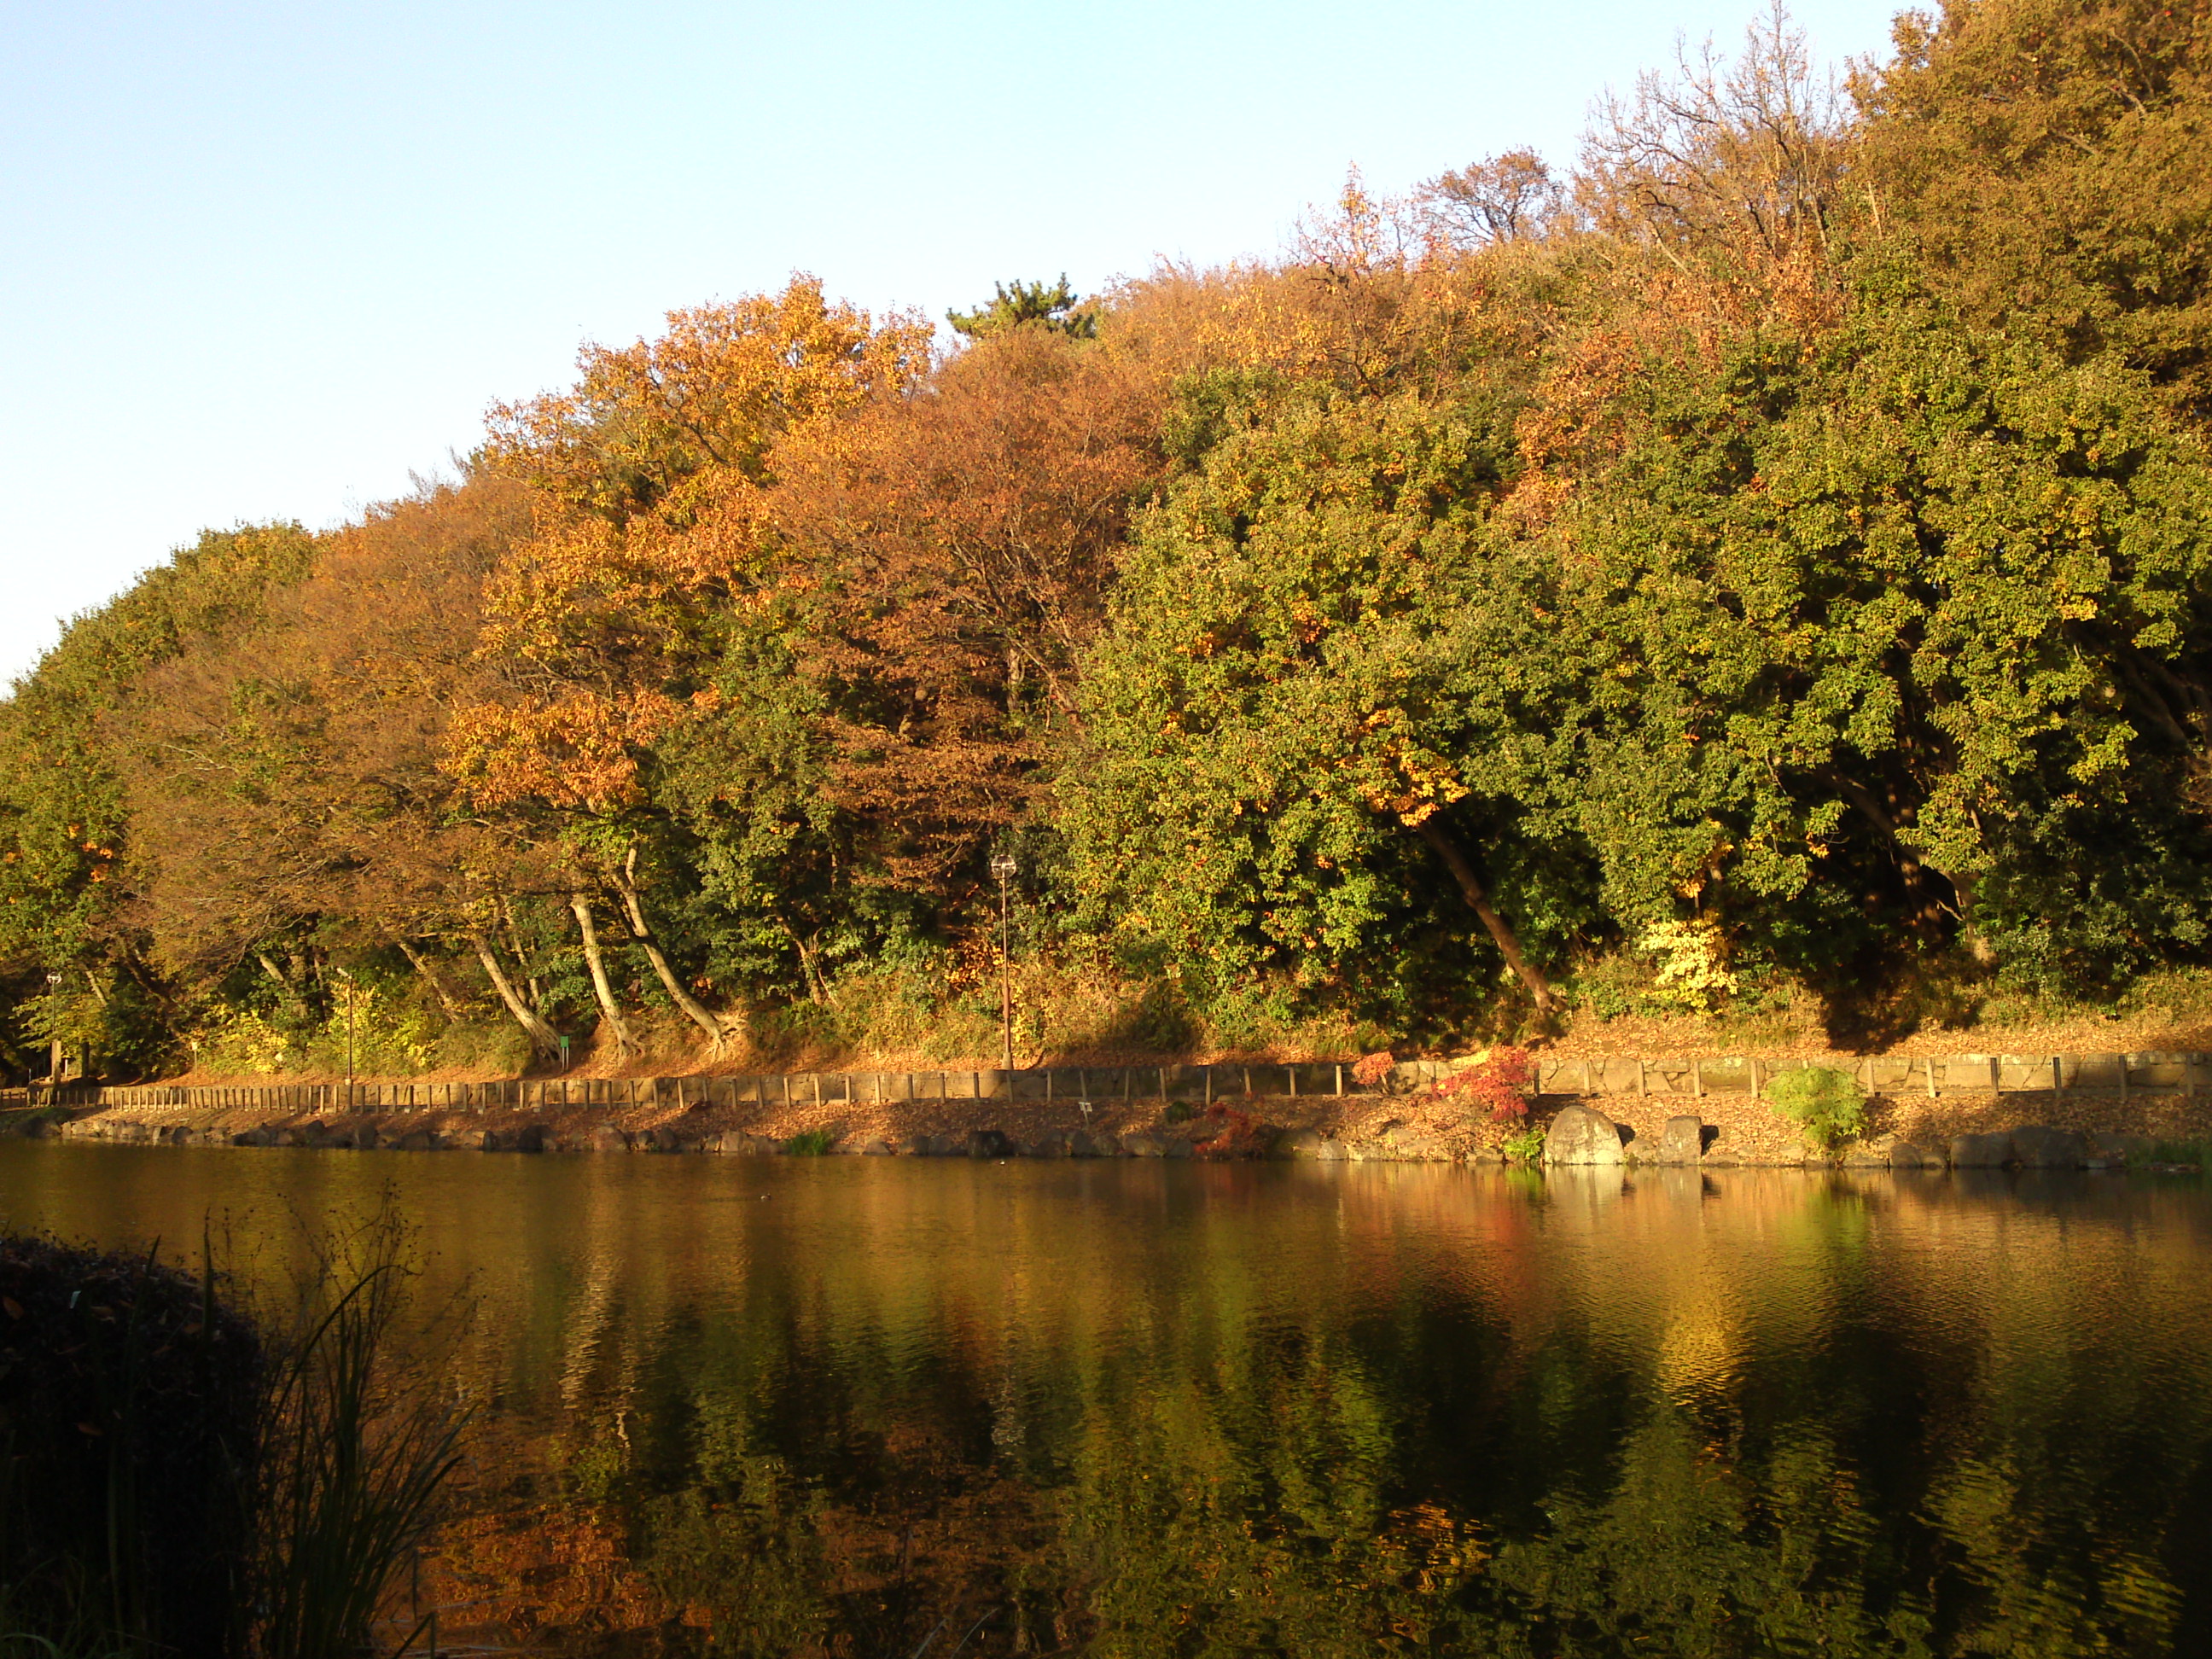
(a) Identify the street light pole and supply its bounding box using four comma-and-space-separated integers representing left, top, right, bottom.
44, 969, 61, 1099
336, 968, 355, 1109
990, 854, 1016, 1074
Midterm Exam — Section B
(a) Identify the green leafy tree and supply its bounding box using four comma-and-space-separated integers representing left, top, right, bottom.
1855, 0, 2212, 421
1064, 380, 1585, 1028
946, 275, 1097, 340
0, 523, 315, 1074
1534, 262, 2212, 993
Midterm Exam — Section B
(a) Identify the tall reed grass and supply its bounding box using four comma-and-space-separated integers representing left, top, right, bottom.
0, 1202, 468, 1658
251, 1209, 468, 1659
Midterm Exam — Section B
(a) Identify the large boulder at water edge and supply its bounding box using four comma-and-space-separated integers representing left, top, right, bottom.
2010, 1125, 2087, 1168
1545, 1105, 1625, 1166
710, 1130, 777, 1155
1656, 1116, 1703, 1165
1950, 1131, 2013, 1167
1887, 1140, 1942, 1168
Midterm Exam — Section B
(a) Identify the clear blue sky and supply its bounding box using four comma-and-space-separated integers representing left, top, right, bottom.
0, 0, 1898, 685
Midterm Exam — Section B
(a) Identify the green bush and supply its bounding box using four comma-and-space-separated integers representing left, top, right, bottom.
1163, 1101, 1197, 1124
782, 1129, 836, 1156
2141, 1139, 2209, 1170
1766, 1066, 1867, 1149
1501, 1125, 1546, 1163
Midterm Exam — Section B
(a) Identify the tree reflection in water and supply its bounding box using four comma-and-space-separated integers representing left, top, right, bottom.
2, 1148, 2207, 1656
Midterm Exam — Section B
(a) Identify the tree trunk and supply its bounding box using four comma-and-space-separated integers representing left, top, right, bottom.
1831, 775, 1992, 962
780, 917, 826, 1004
470, 934, 561, 1055
570, 894, 637, 1056
1413, 818, 1555, 1016
256, 950, 307, 1019
613, 852, 735, 1053
396, 940, 468, 1022
499, 896, 543, 1005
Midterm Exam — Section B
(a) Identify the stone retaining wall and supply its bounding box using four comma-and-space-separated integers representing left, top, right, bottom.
1542, 1099, 2199, 1173
1548, 1051, 2212, 1099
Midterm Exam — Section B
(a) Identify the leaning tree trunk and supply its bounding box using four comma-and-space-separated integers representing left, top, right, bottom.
569, 894, 637, 1057
255, 951, 306, 1018
396, 940, 468, 1022
1413, 818, 1556, 1016
469, 934, 562, 1056
611, 854, 735, 1054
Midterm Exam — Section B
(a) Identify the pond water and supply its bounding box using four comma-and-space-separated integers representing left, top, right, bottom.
3, 1143, 2211, 1656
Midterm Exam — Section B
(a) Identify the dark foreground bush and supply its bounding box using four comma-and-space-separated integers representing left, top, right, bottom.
0, 1236, 262, 1656
0, 1210, 464, 1659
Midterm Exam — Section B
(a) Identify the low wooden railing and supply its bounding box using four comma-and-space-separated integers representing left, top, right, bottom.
0, 1048, 2198, 1120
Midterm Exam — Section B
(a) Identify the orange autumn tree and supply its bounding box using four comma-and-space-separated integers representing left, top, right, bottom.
766, 323, 1167, 889
443, 277, 932, 1055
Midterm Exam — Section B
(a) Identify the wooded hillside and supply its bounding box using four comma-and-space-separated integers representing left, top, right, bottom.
9, 0, 2212, 1081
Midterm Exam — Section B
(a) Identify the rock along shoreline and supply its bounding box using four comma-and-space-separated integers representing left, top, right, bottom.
9, 1086, 2203, 1173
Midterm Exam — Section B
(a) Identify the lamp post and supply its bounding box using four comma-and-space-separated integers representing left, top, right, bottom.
335, 968, 356, 1109
44, 970, 61, 1097
989, 854, 1017, 1074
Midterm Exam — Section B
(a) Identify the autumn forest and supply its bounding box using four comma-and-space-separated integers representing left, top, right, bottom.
5, 0, 2211, 1083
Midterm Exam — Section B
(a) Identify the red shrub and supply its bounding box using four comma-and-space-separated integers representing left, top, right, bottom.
1351, 1051, 1395, 1088
1197, 1103, 1267, 1158
1438, 1047, 1536, 1123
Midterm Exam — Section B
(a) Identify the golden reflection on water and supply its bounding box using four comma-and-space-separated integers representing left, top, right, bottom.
3, 1146, 2211, 1656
